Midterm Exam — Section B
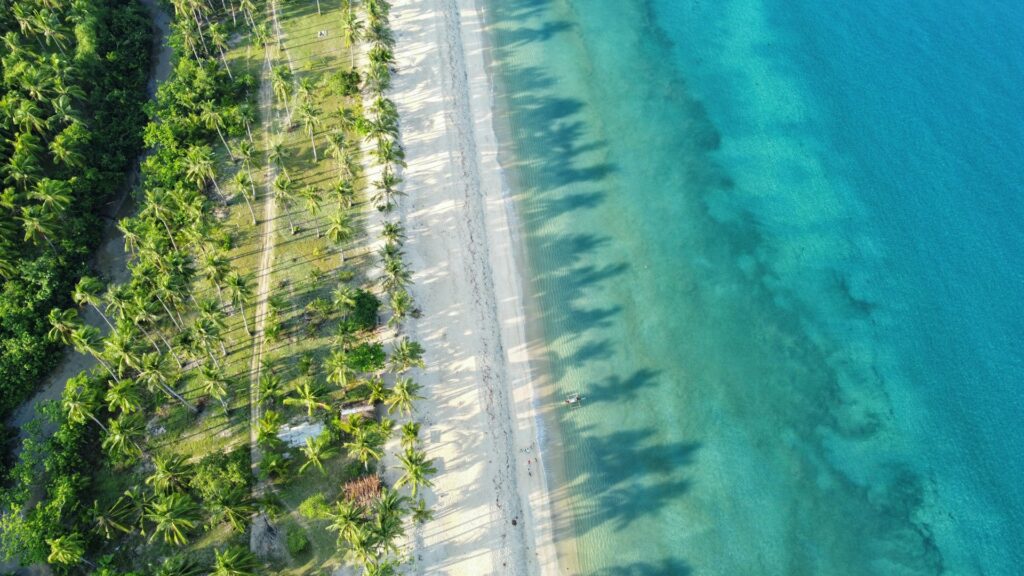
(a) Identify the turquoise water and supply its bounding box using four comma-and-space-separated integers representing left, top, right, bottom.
485, 0, 1024, 574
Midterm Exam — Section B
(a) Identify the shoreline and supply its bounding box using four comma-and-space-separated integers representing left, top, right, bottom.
388, 0, 567, 573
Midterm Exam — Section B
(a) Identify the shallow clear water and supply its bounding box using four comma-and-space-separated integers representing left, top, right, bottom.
485, 0, 1024, 574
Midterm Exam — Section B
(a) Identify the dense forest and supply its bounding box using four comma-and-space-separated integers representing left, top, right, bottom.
0, 0, 152, 442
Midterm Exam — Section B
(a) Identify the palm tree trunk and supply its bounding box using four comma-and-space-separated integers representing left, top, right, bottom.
157, 216, 180, 252
242, 186, 258, 225
216, 125, 232, 156
92, 304, 116, 331
238, 302, 251, 335
89, 413, 109, 433
156, 295, 183, 330
309, 131, 318, 161
218, 47, 234, 79
161, 382, 197, 412
316, 0, 321, 15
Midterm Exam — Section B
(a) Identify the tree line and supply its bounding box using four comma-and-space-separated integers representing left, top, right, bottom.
0, 0, 152, 446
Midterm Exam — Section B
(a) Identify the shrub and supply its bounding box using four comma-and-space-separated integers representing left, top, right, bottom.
347, 343, 386, 373
286, 526, 310, 555
351, 289, 380, 331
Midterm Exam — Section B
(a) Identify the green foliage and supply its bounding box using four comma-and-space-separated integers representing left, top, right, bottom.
0, 0, 152, 424
329, 68, 362, 97
189, 449, 252, 504
347, 342, 386, 374
350, 288, 380, 331
286, 526, 310, 556
297, 493, 332, 520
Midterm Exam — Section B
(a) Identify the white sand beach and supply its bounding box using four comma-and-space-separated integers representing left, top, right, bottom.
385, 0, 563, 573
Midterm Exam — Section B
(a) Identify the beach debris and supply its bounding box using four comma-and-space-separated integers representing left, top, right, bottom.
564, 392, 584, 407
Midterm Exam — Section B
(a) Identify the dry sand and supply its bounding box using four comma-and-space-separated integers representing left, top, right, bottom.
384, 0, 564, 573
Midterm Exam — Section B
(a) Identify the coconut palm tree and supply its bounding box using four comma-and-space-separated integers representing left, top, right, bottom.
102, 413, 144, 461
137, 351, 195, 412
395, 448, 437, 497
155, 555, 204, 576
225, 272, 253, 335
29, 178, 72, 218
211, 546, 259, 576
299, 433, 337, 476
297, 101, 322, 161
47, 308, 82, 345
256, 409, 282, 446
208, 22, 233, 78
71, 276, 115, 330
299, 185, 323, 237
146, 454, 191, 494
341, 9, 364, 63
389, 338, 424, 373
46, 534, 87, 568
387, 288, 413, 330
268, 137, 290, 173
231, 170, 258, 225
200, 100, 233, 155
199, 363, 232, 413
273, 173, 299, 234
105, 377, 144, 415
71, 325, 120, 383
344, 426, 382, 471
323, 349, 353, 390
62, 373, 108, 432
272, 65, 293, 118
183, 144, 223, 199
385, 377, 423, 416
325, 211, 354, 260
327, 498, 365, 546
400, 421, 420, 451
19, 205, 56, 250
284, 380, 330, 417
146, 492, 199, 546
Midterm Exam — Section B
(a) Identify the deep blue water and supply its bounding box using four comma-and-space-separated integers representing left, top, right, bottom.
485, 0, 1024, 573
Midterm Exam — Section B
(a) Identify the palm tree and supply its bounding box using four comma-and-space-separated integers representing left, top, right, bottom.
212, 546, 259, 576
200, 100, 233, 155
273, 173, 299, 235
268, 137, 290, 172
387, 288, 414, 330
46, 534, 87, 568
299, 185, 323, 237
385, 377, 423, 416
327, 498, 365, 546
259, 370, 284, 407
208, 22, 233, 78
71, 325, 120, 383
47, 308, 82, 345
297, 101, 322, 161
298, 433, 337, 476
30, 178, 72, 218
323, 349, 354, 389
102, 413, 144, 461
89, 498, 133, 540
344, 426, 382, 471
137, 351, 195, 412
146, 454, 191, 494
206, 489, 256, 533
146, 493, 199, 546
19, 205, 56, 250
325, 211, 354, 259
341, 9, 364, 63
72, 276, 115, 330
183, 144, 223, 199
105, 377, 144, 415
199, 363, 232, 413
155, 555, 204, 576
389, 338, 425, 373
225, 272, 253, 335
62, 373, 108, 432
272, 65, 293, 118
283, 380, 330, 417
411, 498, 435, 524
257, 409, 282, 446
395, 448, 437, 498
400, 421, 420, 451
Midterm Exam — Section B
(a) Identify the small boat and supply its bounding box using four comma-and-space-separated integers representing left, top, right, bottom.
564, 393, 584, 407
